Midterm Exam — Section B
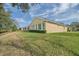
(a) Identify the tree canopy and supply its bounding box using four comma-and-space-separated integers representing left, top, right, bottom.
0, 3, 38, 33
0, 3, 17, 33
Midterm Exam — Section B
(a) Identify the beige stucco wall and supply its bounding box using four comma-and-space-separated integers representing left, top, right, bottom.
29, 18, 43, 30
28, 17, 67, 33
45, 22, 67, 33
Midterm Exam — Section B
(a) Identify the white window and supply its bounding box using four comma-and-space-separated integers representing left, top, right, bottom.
36, 24, 38, 30
43, 23, 45, 30
38, 24, 41, 30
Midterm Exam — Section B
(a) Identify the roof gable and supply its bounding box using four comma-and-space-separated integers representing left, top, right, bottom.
33, 17, 65, 26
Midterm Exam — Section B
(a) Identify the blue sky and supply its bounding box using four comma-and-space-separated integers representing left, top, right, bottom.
4, 3, 79, 28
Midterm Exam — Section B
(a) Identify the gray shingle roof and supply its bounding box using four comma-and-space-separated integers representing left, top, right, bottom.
35, 17, 65, 26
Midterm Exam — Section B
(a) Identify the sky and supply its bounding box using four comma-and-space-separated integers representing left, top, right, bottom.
4, 3, 79, 28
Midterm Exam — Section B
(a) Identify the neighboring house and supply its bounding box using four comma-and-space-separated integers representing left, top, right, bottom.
75, 25, 79, 31
28, 17, 68, 33
70, 22, 79, 31
18, 27, 27, 31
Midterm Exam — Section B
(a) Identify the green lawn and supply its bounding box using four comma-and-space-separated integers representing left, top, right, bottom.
17, 32, 79, 56
0, 32, 79, 56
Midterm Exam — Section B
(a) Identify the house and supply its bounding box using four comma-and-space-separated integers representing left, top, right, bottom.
70, 22, 79, 31
28, 17, 68, 33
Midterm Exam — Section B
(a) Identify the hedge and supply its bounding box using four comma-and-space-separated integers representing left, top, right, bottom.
28, 30, 46, 33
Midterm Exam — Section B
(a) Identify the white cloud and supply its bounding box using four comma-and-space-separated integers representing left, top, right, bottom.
29, 5, 58, 18
55, 11, 79, 22
29, 3, 79, 23
70, 3, 78, 7
53, 3, 79, 15
29, 4, 41, 17
29, 4, 58, 17
29, 10, 51, 18
29, 3, 79, 18
14, 18, 25, 23
53, 4, 71, 15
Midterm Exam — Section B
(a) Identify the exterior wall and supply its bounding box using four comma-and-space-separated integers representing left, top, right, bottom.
45, 22, 67, 33
64, 27, 68, 32
28, 17, 67, 33
29, 18, 45, 30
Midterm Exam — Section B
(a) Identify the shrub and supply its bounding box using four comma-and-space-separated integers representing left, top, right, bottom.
28, 30, 46, 33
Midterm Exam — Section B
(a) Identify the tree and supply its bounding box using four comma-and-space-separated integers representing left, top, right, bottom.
11, 3, 30, 12
0, 3, 17, 33
70, 22, 79, 31
0, 3, 38, 33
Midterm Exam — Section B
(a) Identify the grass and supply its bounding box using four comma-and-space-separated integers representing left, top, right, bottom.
17, 32, 79, 56
0, 31, 79, 56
